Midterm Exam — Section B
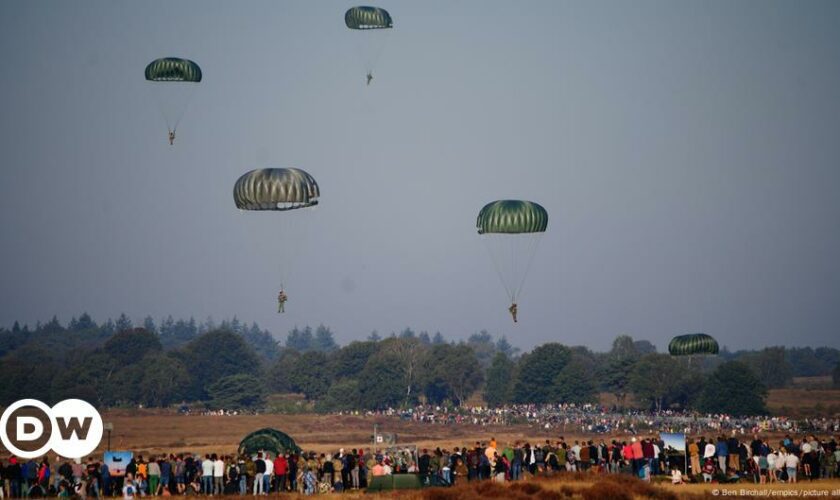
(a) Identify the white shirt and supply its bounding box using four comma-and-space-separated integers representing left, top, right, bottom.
213, 459, 225, 477
263, 459, 273, 475
201, 459, 214, 476
704, 444, 716, 459
785, 454, 799, 469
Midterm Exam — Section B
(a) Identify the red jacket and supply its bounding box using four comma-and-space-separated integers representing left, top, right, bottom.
274, 456, 287, 475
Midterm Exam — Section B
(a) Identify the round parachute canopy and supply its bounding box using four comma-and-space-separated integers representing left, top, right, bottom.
238, 428, 301, 457
477, 200, 548, 235
145, 58, 202, 82
345, 6, 393, 29
233, 168, 320, 211
668, 333, 719, 356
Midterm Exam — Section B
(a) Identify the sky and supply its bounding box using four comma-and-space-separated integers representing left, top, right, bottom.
1, 0, 839, 352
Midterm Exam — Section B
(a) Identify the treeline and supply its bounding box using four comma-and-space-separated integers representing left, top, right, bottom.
0, 314, 838, 417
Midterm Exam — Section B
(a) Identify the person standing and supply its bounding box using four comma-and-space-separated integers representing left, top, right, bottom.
147, 459, 160, 496
212, 454, 224, 495
273, 453, 287, 493
253, 453, 265, 495
200, 455, 213, 495
689, 438, 700, 476
261, 453, 272, 494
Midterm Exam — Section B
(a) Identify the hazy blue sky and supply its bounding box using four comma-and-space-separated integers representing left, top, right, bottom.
1, 1, 839, 351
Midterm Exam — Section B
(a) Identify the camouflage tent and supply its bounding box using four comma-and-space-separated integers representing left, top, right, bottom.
238, 428, 301, 457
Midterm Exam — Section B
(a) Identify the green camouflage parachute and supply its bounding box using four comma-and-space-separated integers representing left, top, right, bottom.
145, 58, 202, 82
345, 6, 393, 29
238, 428, 301, 457
668, 333, 719, 356
477, 200, 548, 309
477, 200, 549, 234
233, 168, 320, 211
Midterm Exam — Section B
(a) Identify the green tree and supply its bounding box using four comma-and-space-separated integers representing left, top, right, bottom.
485, 352, 516, 407
697, 361, 768, 415
115, 313, 133, 332
313, 325, 338, 352
104, 328, 162, 366
420, 344, 483, 406
207, 374, 266, 409
512, 343, 571, 404
268, 349, 301, 393
739, 347, 793, 389
316, 379, 362, 412
359, 353, 410, 409
286, 351, 330, 400
603, 335, 639, 408
379, 337, 426, 404
286, 326, 314, 352
139, 353, 190, 407
629, 353, 684, 411
467, 330, 498, 369
553, 356, 596, 404
179, 329, 261, 399
329, 341, 379, 380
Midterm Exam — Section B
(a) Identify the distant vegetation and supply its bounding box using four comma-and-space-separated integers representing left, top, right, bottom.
1, 313, 837, 416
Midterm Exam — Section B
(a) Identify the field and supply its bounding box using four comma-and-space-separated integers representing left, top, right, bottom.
100, 410, 572, 456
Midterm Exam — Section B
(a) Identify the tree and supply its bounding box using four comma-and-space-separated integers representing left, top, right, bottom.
611, 335, 638, 358
603, 335, 640, 408
69, 313, 97, 331
286, 351, 330, 400
142, 316, 157, 334
697, 361, 768, 415
104, 328, 162, 366
358, 354, 409, 409
329, 341, 379, 380
629, 353, 684, 411
495, 336, 520, 358
286, 326, 314, 352
316, 380, 362, 412
833, 362, 840, 389
379, 337, 426, 404
467, 330, 498, 369
241, 322, 281, 361
431, 332, 445, 345
115, 313, 133, 332
313, 325, 338, 352
207, 374, 266, 409
179, 329, 261, 399
553, 356, 596, 404
485, 352, 515, 407
139, 353, 190, 407
268, 349, 301, 393
368, 330, 381, 342
512, 343, 571, 404
633, 340, 657, 354
739, 347, 793, 389
420, 344, 483, 406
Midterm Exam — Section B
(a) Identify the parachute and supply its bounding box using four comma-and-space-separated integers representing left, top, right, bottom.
345, 6, 393, 29
233, 168, 320, 302
344, 6, 393, 84
145, 57, 202, 143
668, 333, 719, 356
233, 168, 320, 210
238, 428, 301, 457
477, 200, 548, 312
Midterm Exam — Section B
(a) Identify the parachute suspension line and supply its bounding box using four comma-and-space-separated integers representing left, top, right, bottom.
511, 233, 543, 304
171, 83, 199, 133
481, 236, 515, 304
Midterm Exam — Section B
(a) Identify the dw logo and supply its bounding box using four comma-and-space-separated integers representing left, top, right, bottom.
0, 399, 103, 459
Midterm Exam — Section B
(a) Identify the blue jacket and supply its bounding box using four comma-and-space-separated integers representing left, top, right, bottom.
716, 442, 728, 457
